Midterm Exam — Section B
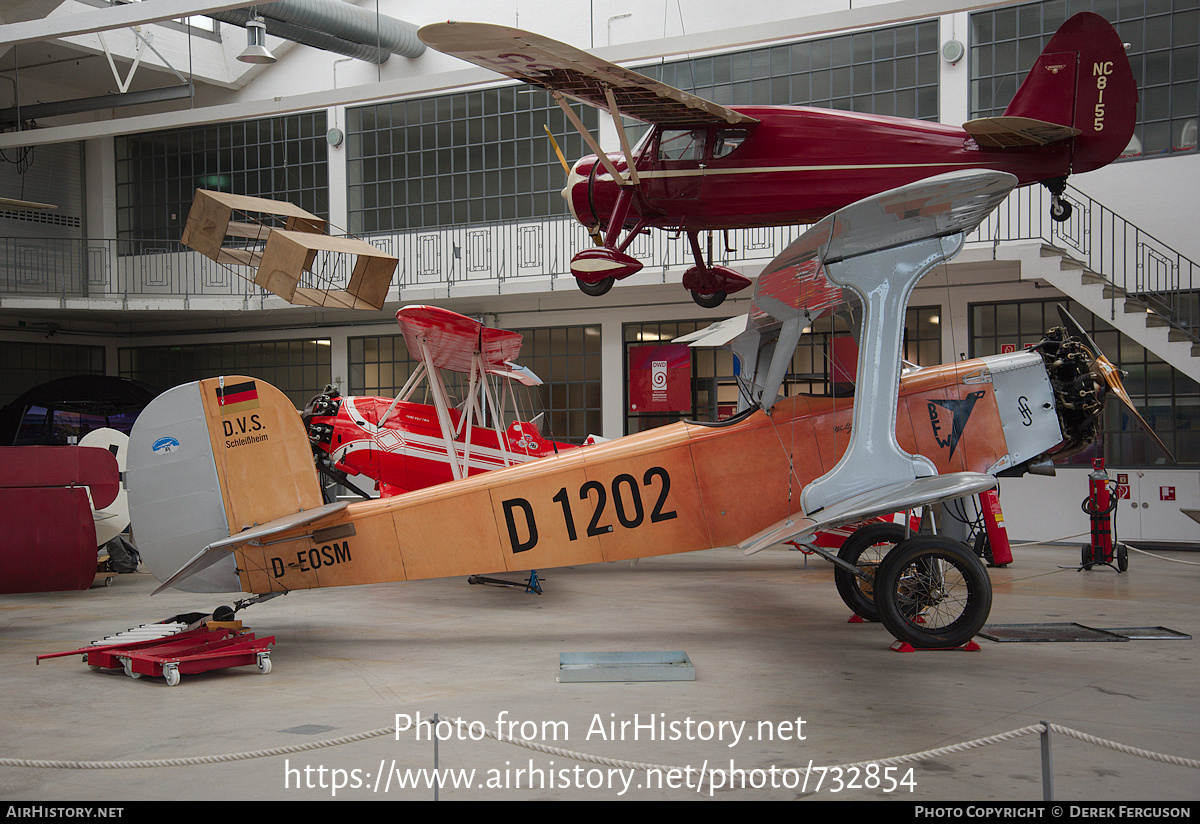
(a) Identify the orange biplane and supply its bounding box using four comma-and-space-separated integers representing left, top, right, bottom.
127, 170, 1144, 648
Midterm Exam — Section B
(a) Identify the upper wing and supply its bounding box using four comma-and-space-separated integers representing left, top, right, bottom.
418, 21, 757, 126
751, 168, 1019, 330
397, 304, 524, 373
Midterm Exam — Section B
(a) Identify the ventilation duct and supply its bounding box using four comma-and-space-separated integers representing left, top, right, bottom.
210, 1, 426, 65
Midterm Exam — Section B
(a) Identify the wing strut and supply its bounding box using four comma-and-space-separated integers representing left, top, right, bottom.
414, 336, 466, 481
602, 86, 640, 185
551, 91, 630, 185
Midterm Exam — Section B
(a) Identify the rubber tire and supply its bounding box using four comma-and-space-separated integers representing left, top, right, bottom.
1081, 544, 1094, 571
1051, 199, 1073, 222
691, 289, 727, 309
833, 523, 907, 622
577, 276, 615, 297
1116, 544, 1128, 572
875, 536, 992, 649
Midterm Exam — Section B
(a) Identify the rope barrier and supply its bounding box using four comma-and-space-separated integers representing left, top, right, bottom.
3, 719, 1197, 777
1126, 544, 1200, 566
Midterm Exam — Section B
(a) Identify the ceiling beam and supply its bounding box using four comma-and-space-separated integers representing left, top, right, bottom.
0, 0, 262, 47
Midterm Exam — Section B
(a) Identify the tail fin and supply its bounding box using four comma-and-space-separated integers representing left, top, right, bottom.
127, 376, 322, 592
1004, 12, 1137, 173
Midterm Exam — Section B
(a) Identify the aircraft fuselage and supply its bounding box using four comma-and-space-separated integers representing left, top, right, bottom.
232, 350, 1063, 594
566, 106, 1072, 232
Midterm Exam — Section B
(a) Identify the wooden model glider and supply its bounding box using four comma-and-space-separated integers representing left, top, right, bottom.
180, 189, 398, 310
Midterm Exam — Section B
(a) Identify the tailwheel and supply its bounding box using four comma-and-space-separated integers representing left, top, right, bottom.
690, 289, 727, 309
576, 276, 615, 297
875, 536, 992, 649
1051, 197, 1073, 222
833, 523, 907, 622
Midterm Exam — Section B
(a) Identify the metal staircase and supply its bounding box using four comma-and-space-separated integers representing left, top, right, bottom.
972, 182, 1199, 383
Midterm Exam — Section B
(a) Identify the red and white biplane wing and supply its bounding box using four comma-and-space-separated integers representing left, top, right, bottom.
397, 304, 523, 374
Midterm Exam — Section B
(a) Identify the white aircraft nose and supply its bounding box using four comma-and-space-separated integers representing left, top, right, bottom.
562, 157, 588, 223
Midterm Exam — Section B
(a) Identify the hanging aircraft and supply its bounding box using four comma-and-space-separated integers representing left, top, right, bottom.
302, 304, 579, 499
417, 13, 1136, 308
127, 170, 1148, 649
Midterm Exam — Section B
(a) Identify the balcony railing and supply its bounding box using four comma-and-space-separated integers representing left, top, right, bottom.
2, 183, 1195, 340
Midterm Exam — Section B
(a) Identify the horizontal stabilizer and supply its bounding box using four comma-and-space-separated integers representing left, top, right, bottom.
962, 116, 1081, 148
674, 315, 748, 348
152, 501, 349, 595
738, 472, 998, 555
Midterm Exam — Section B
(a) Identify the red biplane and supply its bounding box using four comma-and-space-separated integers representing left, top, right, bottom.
303, 305, 578, 500
418, 13, 1136, 307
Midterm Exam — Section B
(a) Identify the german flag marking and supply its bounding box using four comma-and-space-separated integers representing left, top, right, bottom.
216, 380, 260, 415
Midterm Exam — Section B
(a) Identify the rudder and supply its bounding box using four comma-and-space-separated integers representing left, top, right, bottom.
1003, 12, 1137, 173
127, 376, 322, 592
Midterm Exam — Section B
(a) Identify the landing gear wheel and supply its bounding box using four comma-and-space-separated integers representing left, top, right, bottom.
212, 605, 235, 623
833, 523, 907, 622
577, 276, 614, 297
1051, 198, 1073, 222
875, 536, 992, 649
690, 290, 727, 309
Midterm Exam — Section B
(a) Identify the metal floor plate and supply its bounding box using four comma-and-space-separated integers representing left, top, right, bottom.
979, 623, 1193, 642
979, 623, 1129, 642
1100, 626, 1192, 640
558, 651, 695, 682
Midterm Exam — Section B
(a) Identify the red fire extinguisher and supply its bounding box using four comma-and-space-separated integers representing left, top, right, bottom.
975, 488, 1013, 566
1081, 457, 1126, 571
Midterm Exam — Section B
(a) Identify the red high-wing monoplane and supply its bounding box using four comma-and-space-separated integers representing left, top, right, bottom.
418, 13, 1136, 307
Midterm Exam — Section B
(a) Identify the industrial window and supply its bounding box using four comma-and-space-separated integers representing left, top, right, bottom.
970, 298, 1198, 466
970, 0, 1199, 157
0, 341, 105, 408
635, 20, 941, 120
118, 339, 332, 409
348, 324, 601, 444
115, 113, 329, 252
346, 89, 596, 234
624, 308, 942, 435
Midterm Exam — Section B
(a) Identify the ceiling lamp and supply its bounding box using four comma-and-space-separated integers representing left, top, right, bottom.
238, 15, 276, 64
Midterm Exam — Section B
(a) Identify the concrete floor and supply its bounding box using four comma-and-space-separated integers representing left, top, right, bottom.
1, 541, 1198, 802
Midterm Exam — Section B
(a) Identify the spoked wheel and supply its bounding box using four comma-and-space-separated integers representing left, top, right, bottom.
875, 536, 992, 649
690, 289, 727, 309
833, 523, 907, 622
577, 276, 615, 297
